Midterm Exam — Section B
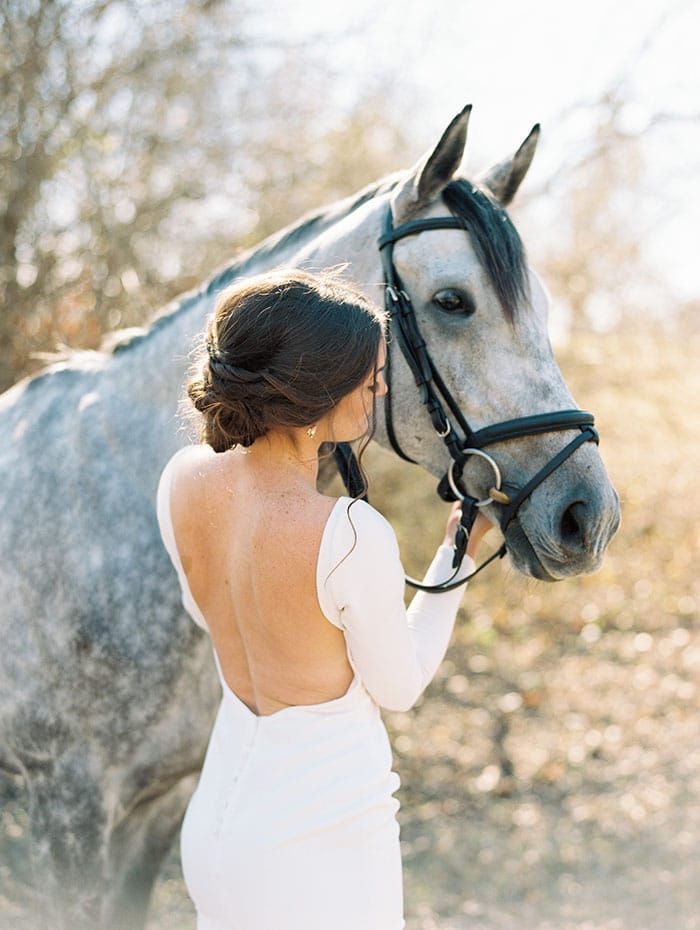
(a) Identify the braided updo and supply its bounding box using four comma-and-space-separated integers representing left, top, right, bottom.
187, 269, 387, 452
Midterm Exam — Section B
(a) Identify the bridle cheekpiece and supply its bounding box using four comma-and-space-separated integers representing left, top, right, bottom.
334, 205, 599, 592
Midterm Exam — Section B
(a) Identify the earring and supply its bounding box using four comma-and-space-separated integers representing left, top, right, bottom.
307, 425, 317, 438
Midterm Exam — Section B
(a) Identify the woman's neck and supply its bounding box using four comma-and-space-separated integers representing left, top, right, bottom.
239, 429, 321, 495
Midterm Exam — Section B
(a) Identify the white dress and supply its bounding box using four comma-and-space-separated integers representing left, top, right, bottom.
157, 451, 473, 930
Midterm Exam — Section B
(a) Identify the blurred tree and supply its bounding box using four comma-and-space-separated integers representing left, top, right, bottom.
0, 0, 256, 387
0, 0, 415, 391
235, 70, 412, 246
538, 92, 656, 334
518, 84, 700, 337
517, 3, 700, 337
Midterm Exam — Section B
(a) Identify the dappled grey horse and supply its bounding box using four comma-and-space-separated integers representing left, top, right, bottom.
0, 107, 619, 929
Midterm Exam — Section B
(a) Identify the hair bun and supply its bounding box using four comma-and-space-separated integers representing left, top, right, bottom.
187, 369, 267, 451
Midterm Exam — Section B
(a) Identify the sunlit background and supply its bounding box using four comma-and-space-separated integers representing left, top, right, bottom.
2, 1, 699, 928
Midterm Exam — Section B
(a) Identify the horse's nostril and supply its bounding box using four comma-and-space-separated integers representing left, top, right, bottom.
560, 501, 586, 545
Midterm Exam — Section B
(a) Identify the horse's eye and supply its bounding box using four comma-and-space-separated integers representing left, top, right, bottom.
433, 288, 475, 316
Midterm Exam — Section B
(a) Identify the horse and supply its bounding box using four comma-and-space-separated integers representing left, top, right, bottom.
0, 106, 620, 929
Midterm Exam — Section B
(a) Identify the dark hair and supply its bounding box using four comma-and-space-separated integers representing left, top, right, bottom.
187, 269, 387, 452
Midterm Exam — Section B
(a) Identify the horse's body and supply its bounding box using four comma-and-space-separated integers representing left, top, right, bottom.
0, 108, 619, 929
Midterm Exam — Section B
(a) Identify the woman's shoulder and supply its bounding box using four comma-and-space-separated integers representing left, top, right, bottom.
158, 445, 225, 537
160, 444, 228, 499
347, 498, 395, 533
324, 497, 399, 560
318, 498, 404, 617
161, 443, 215, 478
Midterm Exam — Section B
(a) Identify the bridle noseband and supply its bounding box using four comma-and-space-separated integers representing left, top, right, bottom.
334, 206, 599, 592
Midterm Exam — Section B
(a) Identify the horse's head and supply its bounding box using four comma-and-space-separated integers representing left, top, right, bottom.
296, 106, 620, 580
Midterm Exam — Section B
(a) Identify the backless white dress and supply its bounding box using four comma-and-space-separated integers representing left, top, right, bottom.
157, 449, 473, 930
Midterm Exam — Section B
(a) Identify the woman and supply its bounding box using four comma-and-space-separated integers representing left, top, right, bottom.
157, 269, 491, 930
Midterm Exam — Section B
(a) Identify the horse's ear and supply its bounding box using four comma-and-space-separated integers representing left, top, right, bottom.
478, 124, 540, 206
391, 105, 472, 223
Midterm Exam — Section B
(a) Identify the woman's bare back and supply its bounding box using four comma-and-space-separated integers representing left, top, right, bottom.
167, 445, 354, 716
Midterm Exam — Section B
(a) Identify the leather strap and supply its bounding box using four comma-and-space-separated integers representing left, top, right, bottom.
333, 205, 601, 592
499, 426, 598, 529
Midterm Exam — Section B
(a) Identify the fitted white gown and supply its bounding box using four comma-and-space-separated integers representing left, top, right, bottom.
157, 449, 472, 930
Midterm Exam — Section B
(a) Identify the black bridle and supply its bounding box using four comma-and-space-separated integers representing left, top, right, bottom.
334, 206, 599, 592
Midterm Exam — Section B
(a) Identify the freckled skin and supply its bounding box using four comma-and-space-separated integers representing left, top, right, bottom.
0, 110, 618, 928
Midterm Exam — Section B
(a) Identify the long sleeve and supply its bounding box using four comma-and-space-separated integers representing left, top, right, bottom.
316, 499, 473, 712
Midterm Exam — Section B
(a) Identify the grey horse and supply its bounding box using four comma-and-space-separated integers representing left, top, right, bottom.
0, 107, 620, 929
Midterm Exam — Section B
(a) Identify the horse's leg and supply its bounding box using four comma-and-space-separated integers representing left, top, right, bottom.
101, 775, 197, 930
25, 755, 108, 930
25, 758, 198, 930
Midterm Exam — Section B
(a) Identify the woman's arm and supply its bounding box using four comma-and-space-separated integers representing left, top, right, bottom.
319, 501, 491, 712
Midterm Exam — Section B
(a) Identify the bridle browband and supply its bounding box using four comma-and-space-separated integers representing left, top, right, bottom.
334, 205, 599, 592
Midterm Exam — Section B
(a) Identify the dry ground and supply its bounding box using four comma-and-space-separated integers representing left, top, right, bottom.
2, 320, 699, 929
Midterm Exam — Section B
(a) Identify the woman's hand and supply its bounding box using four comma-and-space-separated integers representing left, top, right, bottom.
465, 510, 493, 559
442, 502, 493, 559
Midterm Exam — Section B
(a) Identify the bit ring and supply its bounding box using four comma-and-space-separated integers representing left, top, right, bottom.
448, 448, 505, 507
